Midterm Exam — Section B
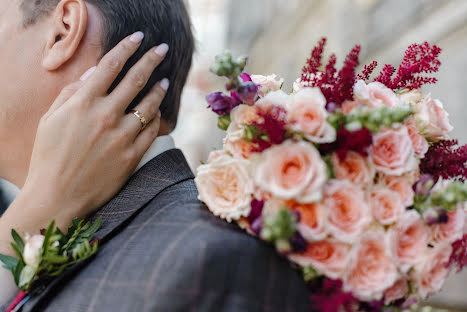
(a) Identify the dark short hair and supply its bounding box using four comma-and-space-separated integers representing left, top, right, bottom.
21, 0, 194, 131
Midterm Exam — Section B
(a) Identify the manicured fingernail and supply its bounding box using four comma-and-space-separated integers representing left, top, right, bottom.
160, 78, 170, 91
80, 66, 97, 81
154, 44, 169, 57
129, 31, 144, 43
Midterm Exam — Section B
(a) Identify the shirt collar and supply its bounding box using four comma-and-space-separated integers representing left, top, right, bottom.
134, 135, 175, 172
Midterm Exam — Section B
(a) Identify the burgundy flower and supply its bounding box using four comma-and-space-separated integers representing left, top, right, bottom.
248, 199, 264, 224
290, 232, 308, 253
251, 105, 289, 152
320, 127, 373, 160
310, 279, 358, 312
237, 81, 258, 105
448, 234, 467, 273
206, 92, 240, 115
420, 140, 467, 181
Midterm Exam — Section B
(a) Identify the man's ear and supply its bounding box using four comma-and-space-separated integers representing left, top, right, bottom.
42, 0, 88, 71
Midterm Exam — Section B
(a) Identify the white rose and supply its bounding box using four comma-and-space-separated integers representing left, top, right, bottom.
251, 74, 284, 97
23, 234, 45, 269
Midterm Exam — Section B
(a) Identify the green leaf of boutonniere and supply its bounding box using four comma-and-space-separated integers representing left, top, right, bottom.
0, 216, 102, 294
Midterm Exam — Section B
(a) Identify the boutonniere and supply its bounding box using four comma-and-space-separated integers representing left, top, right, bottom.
0, 217, 102, 295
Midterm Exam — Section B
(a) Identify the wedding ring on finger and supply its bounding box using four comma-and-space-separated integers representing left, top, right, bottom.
130, 109, 148, 131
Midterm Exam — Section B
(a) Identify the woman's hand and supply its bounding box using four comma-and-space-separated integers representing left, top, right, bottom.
0, 31, 170, 254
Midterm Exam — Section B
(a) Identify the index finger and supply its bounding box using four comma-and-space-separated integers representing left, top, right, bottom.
79, 31, 145, 97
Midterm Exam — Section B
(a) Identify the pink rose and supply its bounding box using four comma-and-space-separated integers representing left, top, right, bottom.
251, 74, 284, 97
413, 243, 453, 299
226, 104, 260, 142
196, 155, 254, 222
324, 180, 372, 243
388, 210, 429, 272
370, 126, 418, 176
384, 279, 410, 305
344, 229, 399, 301
289, 239, 350, 279
370, 186, 405, 225
354, 80, 401, 108
288, 201, 328, 241
399, 90, 424, 106
432, 208, 465, 244
287, 88, 336, 143
415, 94, 453, 140
384, 175, 415, 207
341, 100, 362, 113
224, 139, 257, 159
331, 151, 374, 187
255, 90, 289, 109
254, 141, 327, 203
405, 118, 429, 158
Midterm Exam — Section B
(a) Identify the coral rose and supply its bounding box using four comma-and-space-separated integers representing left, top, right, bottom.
413, 243, 453, 299
432, 208, 465, 244
288, 201, 328, 241
388, 210, 429, 272
251, 74, 284, 97
324, 180, 372, 243
384, 279, 409, 305
196, 155, 254, 222
343, 229, 399, 301
415, 94, 453, 140
287, 88, 336, 143
341, 100, 362, 113
224, 138, 256, 159
254, 141, 327, 203
370, 126, 418, 176
405, 118, 429, 158
226, 104, 260, 142
370, 186, 405, 225
289, 239, 350, 279
331, 151, 374, 187
354, 80, 401, 108
383, 175, 415, 207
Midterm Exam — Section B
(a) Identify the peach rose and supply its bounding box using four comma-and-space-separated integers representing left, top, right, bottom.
405, 118, 429, 158
370, 187, 405, 225
196, 155, 254, 222
251, 74, 284, 97
324, 180, 372, 243
383, 175, 415, 207
226, 104, 260, 142
415, 94, 453, 140
254, 141, 327, 203
289, 239, 350, 279
388, 210, 429, 272
288, 201, 328, 241
399, 89, 424, 106
207, 150, 227, 163
331, 152, 374, 187
413, 243, 452, 299
341, 100, 362, 113
287, 88, 336, 143
224, 138, 257, 159
370, 126, 418, 176
384, 279, 410, 305
343, 229, 399, 301
255, 90, 289, 109
432, 208, 465, 244
354, 80, 401, 108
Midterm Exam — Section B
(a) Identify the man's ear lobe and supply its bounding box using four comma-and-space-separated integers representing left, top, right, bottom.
42, 0, 88, 71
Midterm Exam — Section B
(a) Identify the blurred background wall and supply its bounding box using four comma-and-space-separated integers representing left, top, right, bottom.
2, 0, 467, 309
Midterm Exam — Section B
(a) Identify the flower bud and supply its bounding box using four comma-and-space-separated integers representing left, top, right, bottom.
23, 234, 45, 269
237, 81, 258, 105
206, 92, 239, 115
413, 174, 435, 196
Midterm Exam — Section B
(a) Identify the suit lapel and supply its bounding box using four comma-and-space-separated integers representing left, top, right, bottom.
21, 149, 194, 312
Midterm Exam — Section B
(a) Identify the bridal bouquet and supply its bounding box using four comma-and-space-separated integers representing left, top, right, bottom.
195, 38, 467, 311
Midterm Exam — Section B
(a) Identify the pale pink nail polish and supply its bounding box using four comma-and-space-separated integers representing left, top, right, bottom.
129, 31, 144, 43
80, 66, 97, 81
154, 44, 169, 57
160, 78, 170, 91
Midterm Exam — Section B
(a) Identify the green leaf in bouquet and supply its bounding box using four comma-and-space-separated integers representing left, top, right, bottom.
13, 260, 25, 288
11, 242, 24, 263
41, 220, 56, 257
218, 114, 231, 131
302, 266, 321, 283
18, 265, 36, 288
261, 208, 297, 252
11, 229, 25, 252
0, 254, 19, 272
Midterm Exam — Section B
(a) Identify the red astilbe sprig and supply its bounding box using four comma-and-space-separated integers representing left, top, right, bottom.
420, 140, 467, 181
250, 105, 289, 153
449, 234, 467, 273
375, 42, 442, 90
357, 60, 378, 81
301, 38, 361, 107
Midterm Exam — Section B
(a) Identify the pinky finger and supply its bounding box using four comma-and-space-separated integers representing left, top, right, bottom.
133, 110, 161, 158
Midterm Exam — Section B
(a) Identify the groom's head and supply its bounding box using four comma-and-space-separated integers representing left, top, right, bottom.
0, 0, 194, 184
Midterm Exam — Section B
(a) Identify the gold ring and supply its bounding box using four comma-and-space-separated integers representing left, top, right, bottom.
131, 110, 148, 131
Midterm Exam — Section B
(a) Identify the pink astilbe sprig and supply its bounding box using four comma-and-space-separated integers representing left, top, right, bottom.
449, 234, 467, 273
301, 38, 361, 107
374, 42, 442, 90
310, 279, 358, 312
357, 61, 378, 81
420, 140, 467, 181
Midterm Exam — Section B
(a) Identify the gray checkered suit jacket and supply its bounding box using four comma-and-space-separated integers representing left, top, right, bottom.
2, 149, 311, 312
